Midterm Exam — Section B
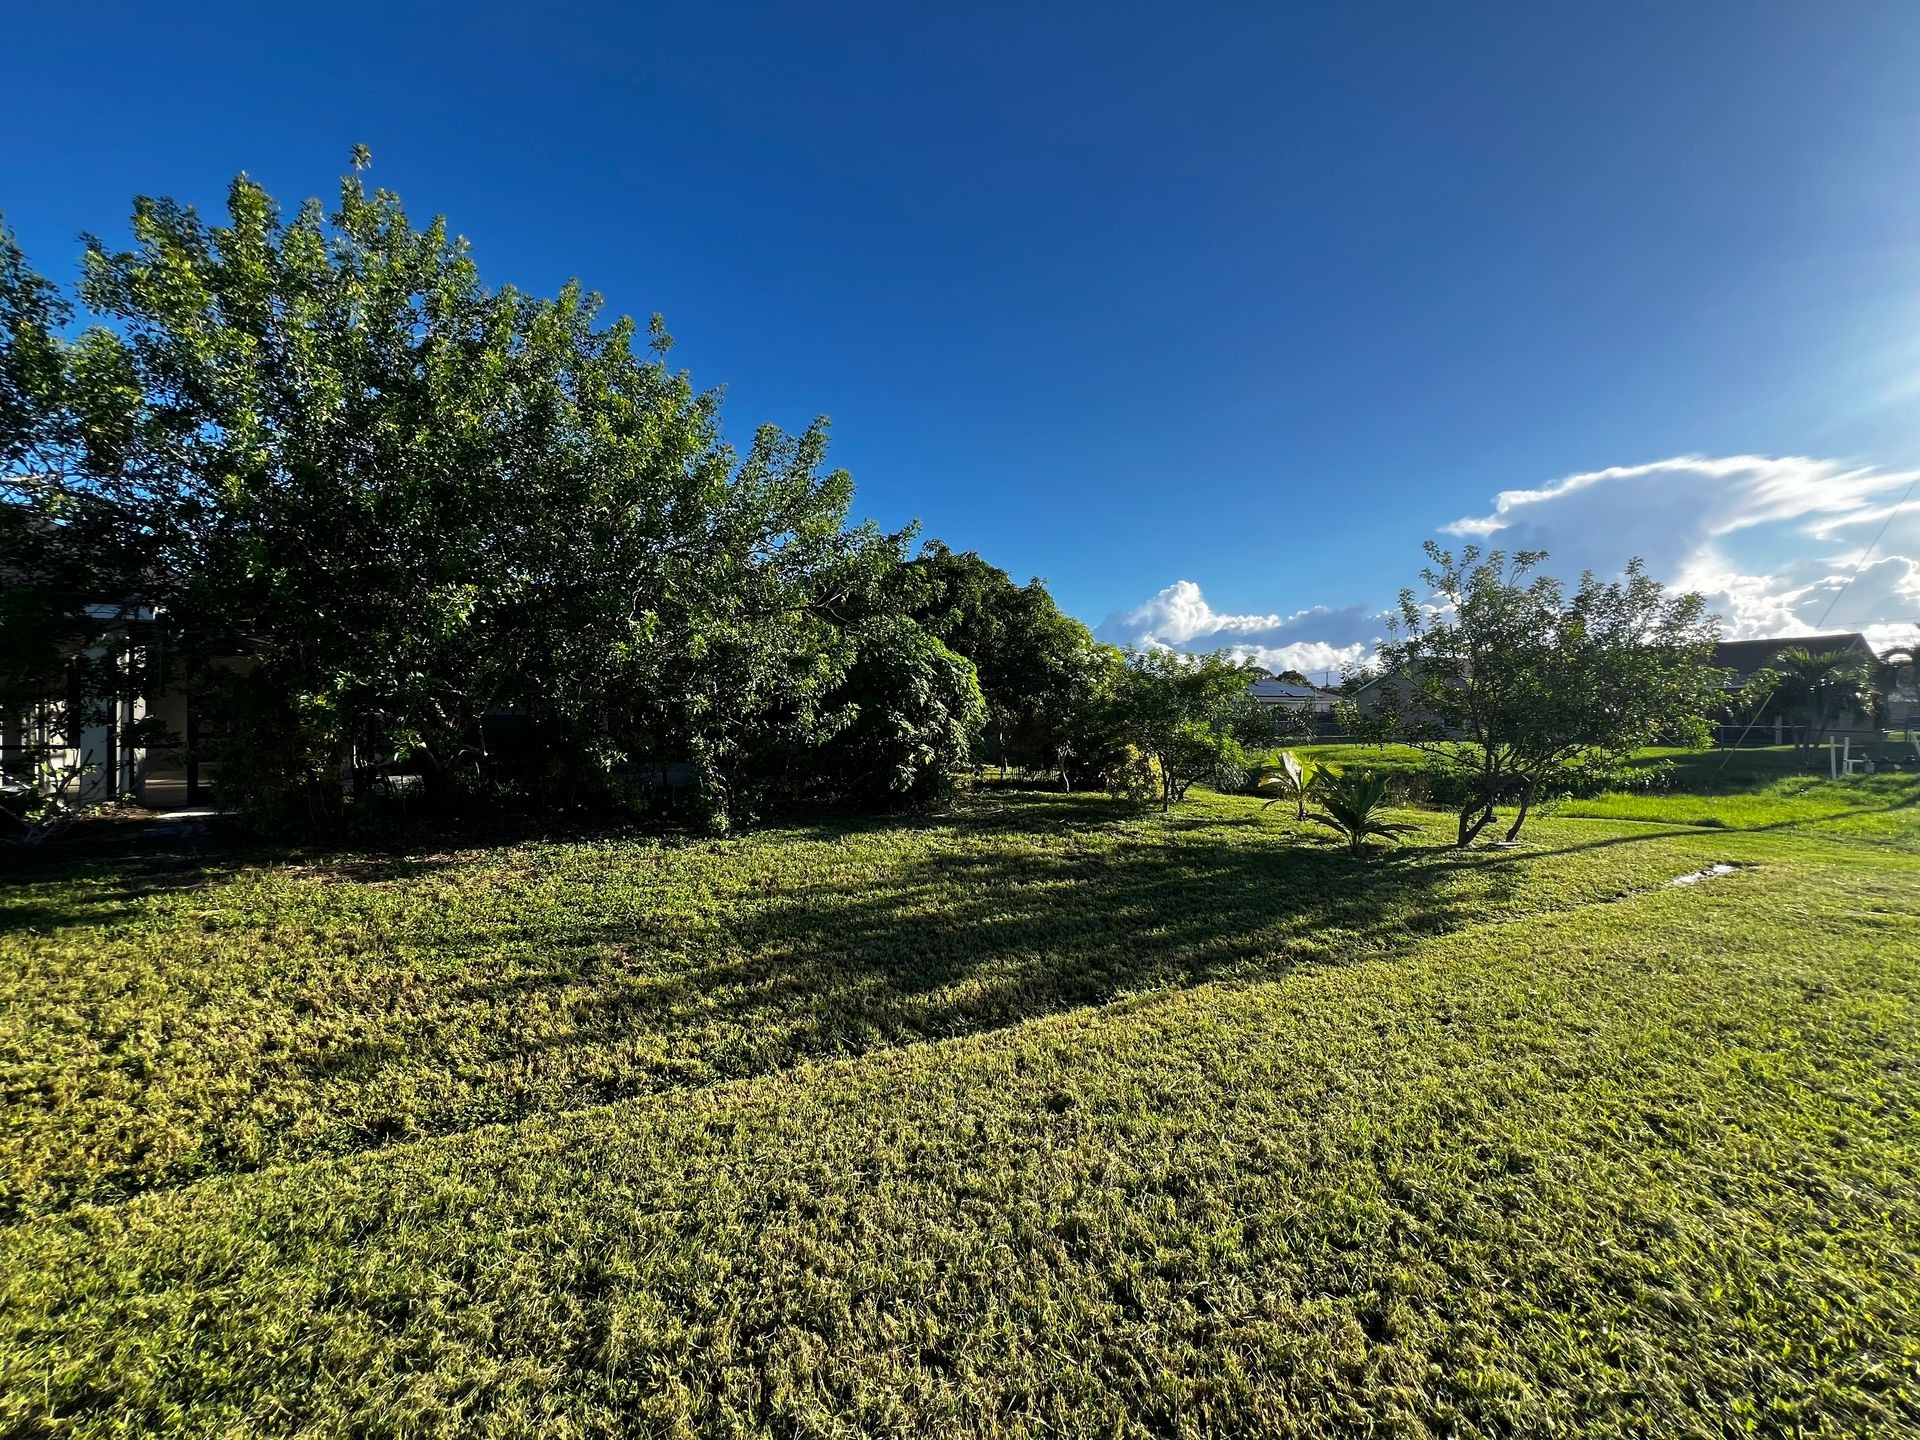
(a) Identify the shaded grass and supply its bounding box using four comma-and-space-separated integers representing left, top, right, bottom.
2, 856, 1917, 1436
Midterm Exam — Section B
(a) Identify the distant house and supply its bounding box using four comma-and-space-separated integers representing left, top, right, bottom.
1247, 676, 1338, 715
1345, 664, 1438, 722
1710, 631, 1880, 742
1710, 632, 1876, 690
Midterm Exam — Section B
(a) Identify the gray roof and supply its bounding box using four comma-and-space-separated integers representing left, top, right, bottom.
1712, 633, 1873, 680
1248, 678, 1329, 701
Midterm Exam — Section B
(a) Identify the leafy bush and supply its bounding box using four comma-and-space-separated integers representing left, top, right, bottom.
1101, 744, 1161, 802
1550, 754, 1675, 799
804, 616, 986, 809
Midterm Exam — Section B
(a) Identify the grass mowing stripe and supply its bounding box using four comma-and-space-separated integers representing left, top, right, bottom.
0, 793, 1832, 1219
2, 865, 1916, 1437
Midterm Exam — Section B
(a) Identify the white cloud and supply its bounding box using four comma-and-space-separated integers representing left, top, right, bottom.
1794, 554, 1920, 638
1096, 581, 1376, 648
1442, 454, 1920, 643
1672, 555, 1809, 638
1094, 581, 1382, 675
1102, 454, 1920, 677
1443, 455, 1919, 555
1806, 495, 1920, 540
1229, 640, 1373, 679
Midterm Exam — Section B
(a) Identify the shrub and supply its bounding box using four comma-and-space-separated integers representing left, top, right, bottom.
1103, 745, 1161, 803
1309, 769, 1420, 857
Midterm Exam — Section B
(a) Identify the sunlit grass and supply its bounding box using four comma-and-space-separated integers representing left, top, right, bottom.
1554, 773, 1920, 842
1555, 750, 1920, 847
1301, 741, 1920, 847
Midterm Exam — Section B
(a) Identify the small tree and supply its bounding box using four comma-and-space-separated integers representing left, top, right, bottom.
1253, 748, 1327, 820
1355, 544, 1720, 845
1114, 649, 1263, 811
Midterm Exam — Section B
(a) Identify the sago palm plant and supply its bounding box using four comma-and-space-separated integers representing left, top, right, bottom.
1309, 769, 1419, 857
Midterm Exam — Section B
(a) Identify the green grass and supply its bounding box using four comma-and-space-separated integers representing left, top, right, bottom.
0, 798, 1762, 1219
3, 759, 1920, 1435
1303, 741, 1920, 848
1556, 747, 1920, 845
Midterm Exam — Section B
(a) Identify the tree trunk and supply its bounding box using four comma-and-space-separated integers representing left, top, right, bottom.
1503, 777, 1538, 842
1456, 800, 1495, 848
415, 745, 451, 815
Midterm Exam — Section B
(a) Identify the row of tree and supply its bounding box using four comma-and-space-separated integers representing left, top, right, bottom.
1, 156, 1313, 833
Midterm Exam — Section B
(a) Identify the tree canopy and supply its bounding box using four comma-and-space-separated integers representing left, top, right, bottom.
0, 158, 1029, 830
1353, 544, 1720, 844
896, 541, 1098, 779
1112, 648, 1267, 812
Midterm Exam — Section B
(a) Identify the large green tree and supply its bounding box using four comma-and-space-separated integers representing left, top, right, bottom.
10, 155, 975, 829
72, 165, 543, 816
897, 541, 1096, 780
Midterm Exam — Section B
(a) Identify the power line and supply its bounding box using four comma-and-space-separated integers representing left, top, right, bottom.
1813, 472, 1920, 629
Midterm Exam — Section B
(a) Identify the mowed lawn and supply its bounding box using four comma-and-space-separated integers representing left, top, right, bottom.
2, 766, 1918, 1436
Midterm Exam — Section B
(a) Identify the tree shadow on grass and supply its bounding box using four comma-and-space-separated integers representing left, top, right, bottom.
8, 796, 1554, 1212
0, 852, 261, 933
0, 847, 492, 935
327, 818, 1524, 1131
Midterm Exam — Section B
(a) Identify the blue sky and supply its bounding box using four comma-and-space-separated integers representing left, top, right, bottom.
10, 2, 1920, 670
